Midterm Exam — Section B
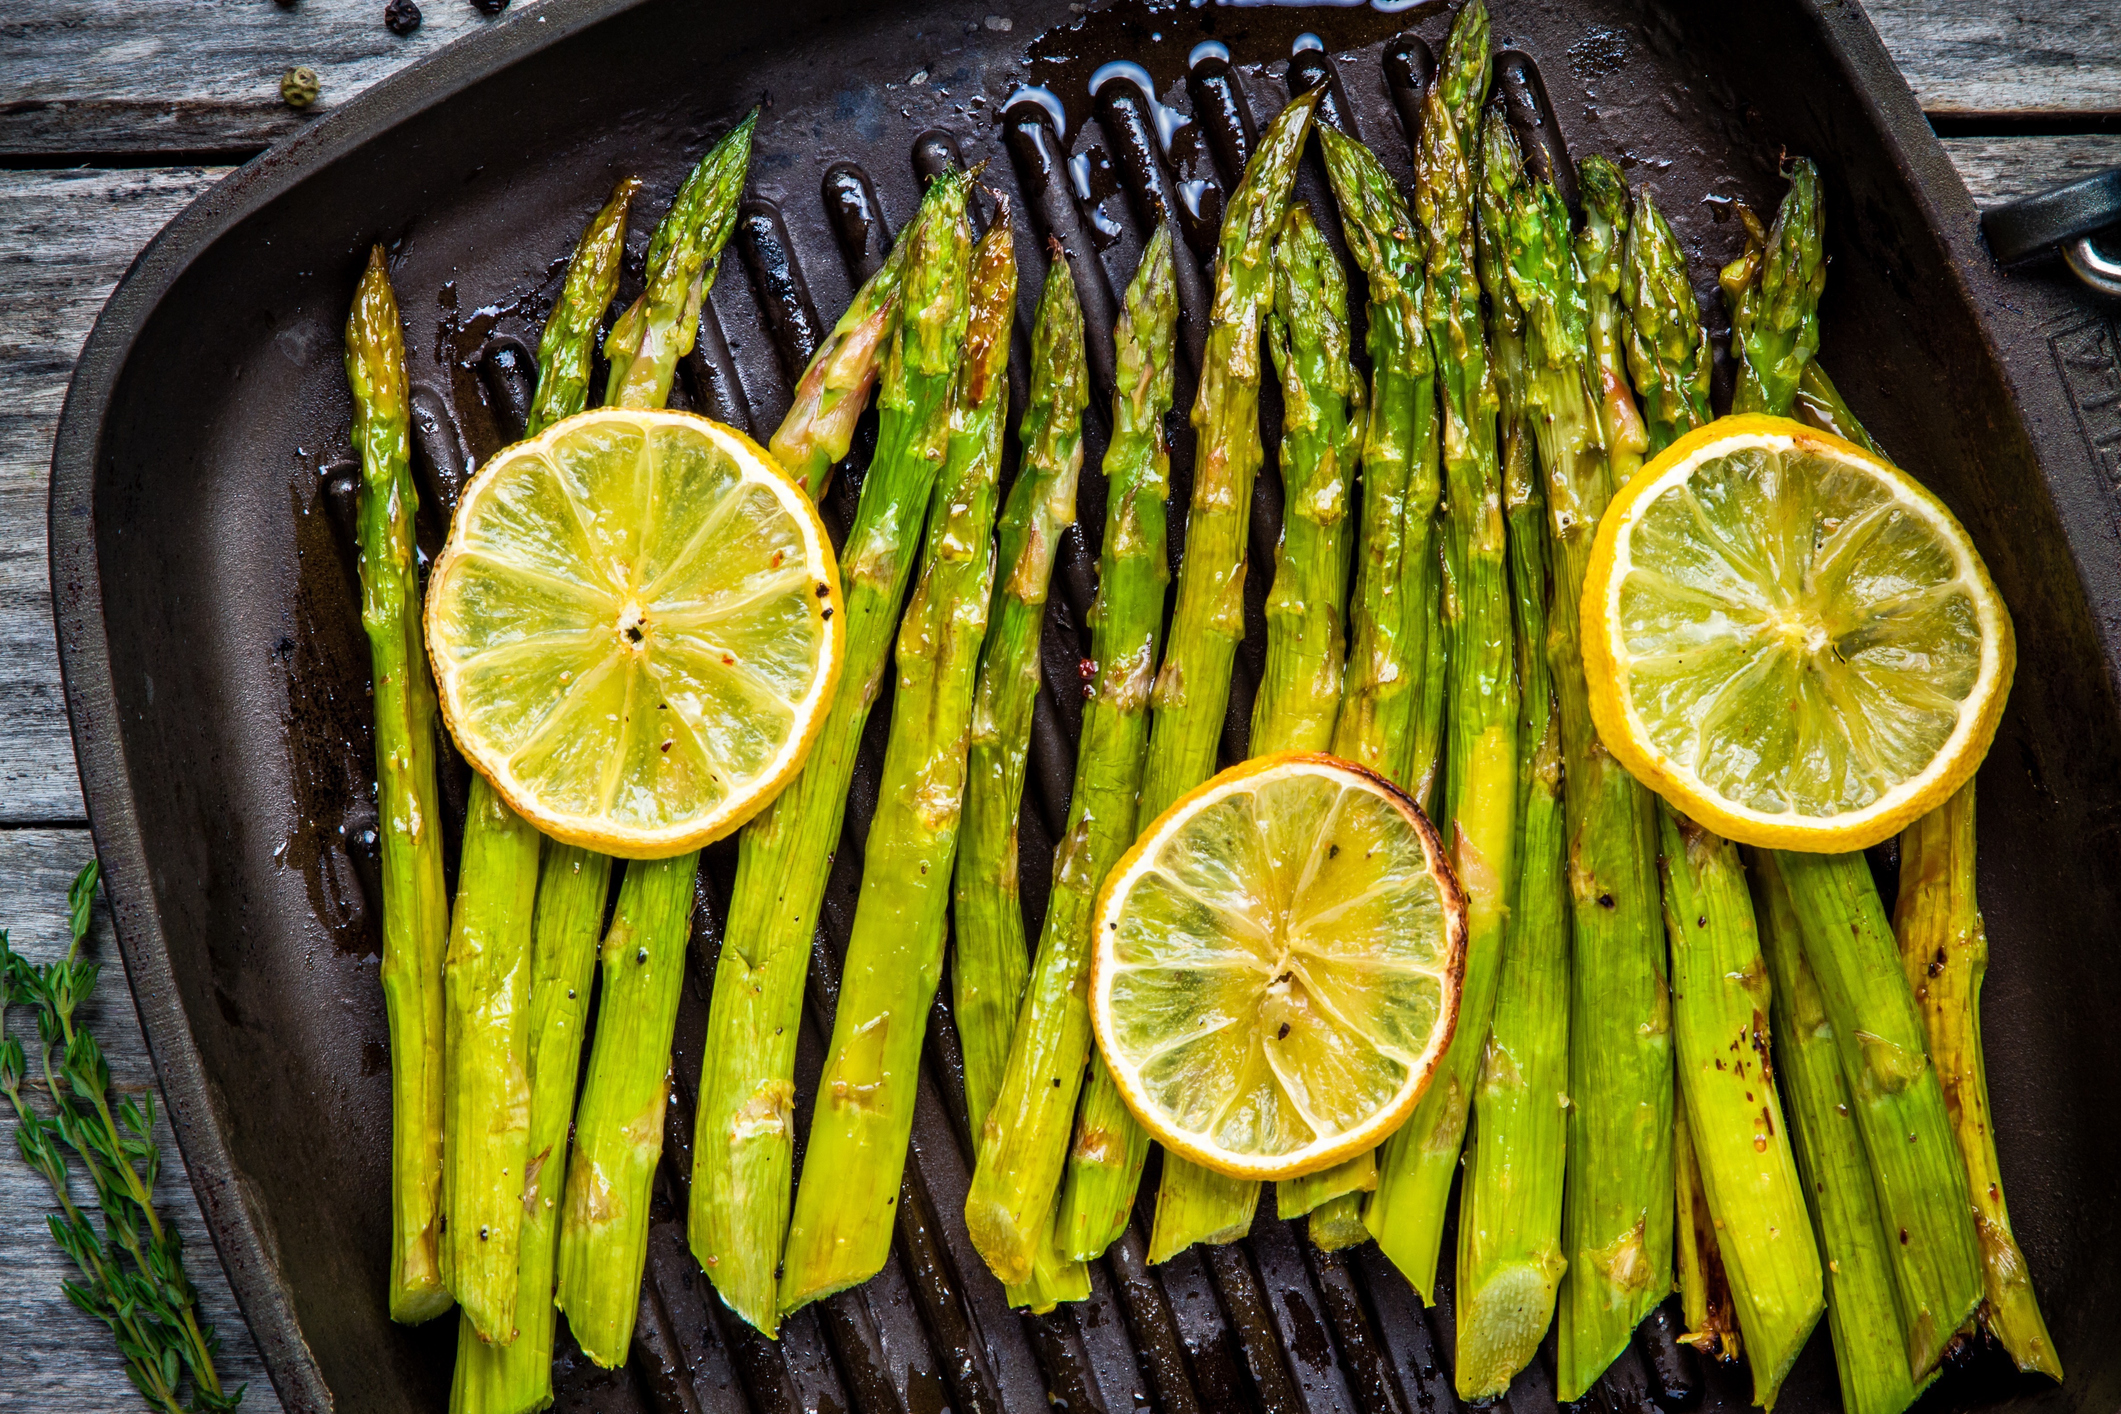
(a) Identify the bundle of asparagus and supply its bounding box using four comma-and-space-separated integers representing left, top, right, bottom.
336, 22, 2063, 1414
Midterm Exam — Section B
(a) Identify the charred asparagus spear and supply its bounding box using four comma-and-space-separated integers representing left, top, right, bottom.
1451, 110, 1569, 1395
954, 242, 1088, 1157
1895, 766, 2059, 1380
1089, 93, 1319, 1267
778, 212, 1018, 1312
441, 178, 638, 1358
1658, 813, 1823, 1405
1365, 4, 1520, 1302
1755, 856, 1934, 1414
1547, 156, 1671, 1401
963, 229, 1178, 1281
346, 245, 455, 1326
1257, 202, 1366, 1236
1622, 182, 1827, 1404
689, 169, 974, 1336
1725, 160, 1984, 1381
548, 118, 753, 1369
1045, 231, 1179, 1264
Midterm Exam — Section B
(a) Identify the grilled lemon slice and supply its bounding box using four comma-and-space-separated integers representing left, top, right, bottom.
424, 407, 842, 858
1089, 753, 1466, 1181
1582, 414, 2012, 852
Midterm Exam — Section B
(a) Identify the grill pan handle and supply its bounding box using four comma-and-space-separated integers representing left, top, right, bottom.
1982, 168, 2121, 298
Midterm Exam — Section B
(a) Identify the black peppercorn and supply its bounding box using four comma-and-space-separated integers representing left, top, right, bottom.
384, 0, 421, 35
471, 0, 510, 13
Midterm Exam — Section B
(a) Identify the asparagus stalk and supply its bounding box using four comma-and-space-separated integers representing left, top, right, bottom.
1673, 1101, 1739, 1361
1316, 128, 1440, 802
691, 170, 974, 1336
1256, 202, 1366, 1233
346, 245, 455, 1325
1725, 160, 1984, 1379
1451, 112, 1569, 1396
1548, 160, 1671, 1400
1723, 159, 1824, 419
1045, 233, 1181, 1266
1754, 856, 1933, 1414
779, 213, 1019, 1311
552, 853, 696, 1364
1618, 192, 1710, 455
954, 243, 1089, 1153
1310, 122, 1447, 1256
1623, 181, 1828, 1403
963, 229, 1177, 1279
1364, 11, 1519, 1300
450, 848, 612, 1412
1896, 783, 2060, 1378
1658, 811, 1824, 1405
1128, 91, 1321, 1266
773, 234, 913, 500
603, 112, 756, 408
443, 179, 636, 1362
441, 785, 542, 1342
551, 121, 753, 1368
1772, 849, 1983, 1379
1793, 361, 1881, 455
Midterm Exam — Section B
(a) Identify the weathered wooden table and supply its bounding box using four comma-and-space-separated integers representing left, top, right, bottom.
2, 1, 2116, 1407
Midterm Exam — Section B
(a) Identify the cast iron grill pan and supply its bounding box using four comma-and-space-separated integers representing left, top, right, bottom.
47, 1, 2121, 1412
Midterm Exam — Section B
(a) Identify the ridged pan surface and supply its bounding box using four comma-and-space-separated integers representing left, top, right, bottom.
46, 1, 2121, 1413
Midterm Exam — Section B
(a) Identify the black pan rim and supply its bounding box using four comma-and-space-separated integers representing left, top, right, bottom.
43, 2, 2117, 1410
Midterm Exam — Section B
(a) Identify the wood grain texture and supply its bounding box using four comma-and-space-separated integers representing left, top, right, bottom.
0, 0, 508, 157
0, 830, 274, 1411
1, 0, 2116, 156
1865, 0, 2121, 119
1942, 134, 2121, 206
0, 166, 226, 826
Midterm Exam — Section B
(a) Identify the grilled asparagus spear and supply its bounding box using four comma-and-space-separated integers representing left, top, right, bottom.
346, 245, 455, 1326
1257, 202, 1366, 1235
1366, 5, 1519, 1303
772, 233, 914, 500
1896, 782, 2059, 1379
954, 241, 1088, 1158
778, 212, 1018, 1312
1755, 856, 1934, 1414
1722, 159, 1984, 1381
963, 229, 1178, 1281
1451, 111, 1569, 1395
1658, 812, 1823, 1405
1074, 92, 1319, 1268
690, 169, 974, 1336
1622, 180, 1825, 1404
1549, 157, 1671, 1400
442, 178, 638, 1359
1044, 231, 1179, 1264
552, 118, 753, 1368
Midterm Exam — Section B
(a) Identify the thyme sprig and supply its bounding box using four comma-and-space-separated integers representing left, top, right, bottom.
1, 861, 242, 1413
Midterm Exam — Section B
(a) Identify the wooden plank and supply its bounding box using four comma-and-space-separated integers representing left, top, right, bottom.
0, 828, 278, 1412
2, 0, 2119, 157
0, 166, 226, 825
0, 0, 502, 157
1941, 134, 2121, 206
1864, 0, 2121, 120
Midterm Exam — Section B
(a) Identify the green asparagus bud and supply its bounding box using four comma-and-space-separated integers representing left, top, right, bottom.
604, 112, 756, 409
1725, 159, 1824, 417
346, 246, 454, 1326
1620, 190, 1711, 453
528, 177, 639, 437
772, 233, 913, 499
